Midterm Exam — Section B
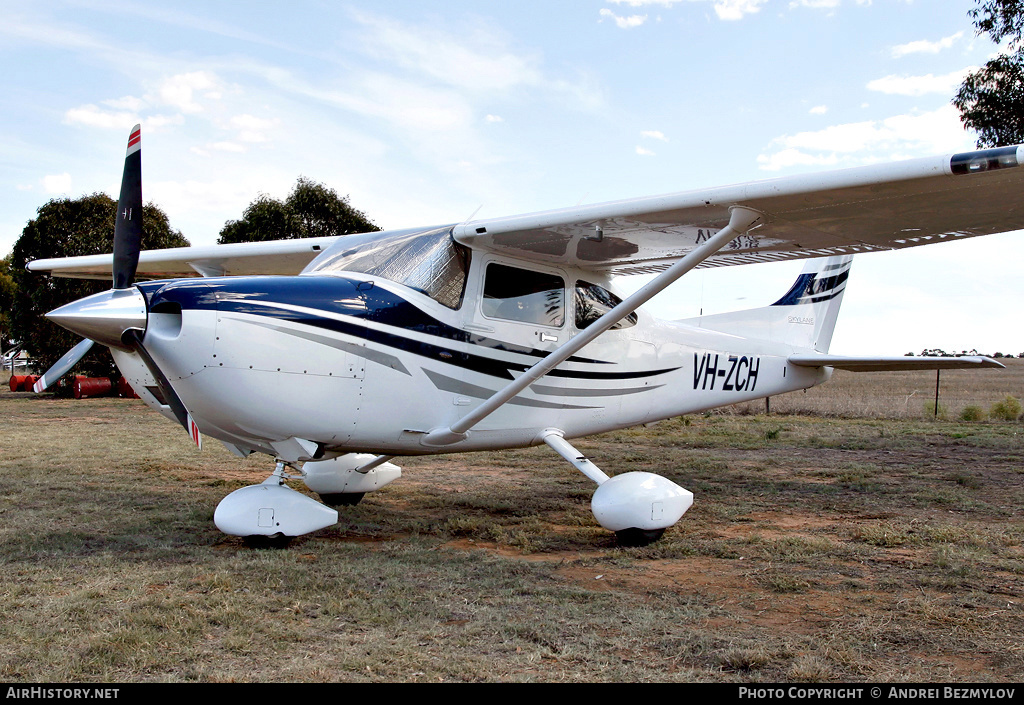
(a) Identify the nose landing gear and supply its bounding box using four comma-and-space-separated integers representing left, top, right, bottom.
214, 460, 339, 547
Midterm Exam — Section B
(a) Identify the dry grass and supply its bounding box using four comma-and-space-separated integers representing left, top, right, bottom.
0, 366, 1022, 683
729, 358, 1024, 419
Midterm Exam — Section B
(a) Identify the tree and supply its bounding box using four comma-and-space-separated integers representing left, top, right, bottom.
0, 255, 16, 352
217, 194, 295, 244
969, 0, 1024, 42
954, 53, 1024, 147
218, 177, 379, 244
954, 1, 1024, 146
10, 194, 189, 379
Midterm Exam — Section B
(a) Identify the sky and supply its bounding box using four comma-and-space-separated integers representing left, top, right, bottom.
2, 0, 1022, 356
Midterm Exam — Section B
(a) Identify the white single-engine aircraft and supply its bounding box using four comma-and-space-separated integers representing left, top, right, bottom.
27, 125, 1023, 547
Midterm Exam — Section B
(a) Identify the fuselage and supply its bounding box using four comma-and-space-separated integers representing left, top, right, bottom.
110, 243, 828, 459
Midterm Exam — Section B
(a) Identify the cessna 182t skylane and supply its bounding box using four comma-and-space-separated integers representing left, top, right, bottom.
27, 125, 1023, 546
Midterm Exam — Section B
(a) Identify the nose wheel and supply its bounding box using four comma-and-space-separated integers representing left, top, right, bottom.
214, 460, 339, 545
242, 533, 293, 549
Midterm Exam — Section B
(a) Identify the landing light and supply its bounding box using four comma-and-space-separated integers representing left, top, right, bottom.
950, 146, 1020, 175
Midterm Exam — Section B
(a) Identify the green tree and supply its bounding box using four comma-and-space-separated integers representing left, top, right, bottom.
954, 1, 1024, 146
969, 0, 1024, 41
10, 194, 188, 379
218, 177, 379, 244
0, 255, 16, 352
217, 194, 295, 244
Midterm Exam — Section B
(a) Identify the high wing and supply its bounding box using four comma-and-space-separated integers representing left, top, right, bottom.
454, 146, 1024, 275
27, 145, 1024, 280
27, 236, 342, 280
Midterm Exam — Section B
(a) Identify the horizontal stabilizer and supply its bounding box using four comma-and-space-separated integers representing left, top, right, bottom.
788, 355, 1005, 372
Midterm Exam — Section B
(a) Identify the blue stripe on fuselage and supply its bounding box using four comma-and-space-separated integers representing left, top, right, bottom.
138, 276, 677, 382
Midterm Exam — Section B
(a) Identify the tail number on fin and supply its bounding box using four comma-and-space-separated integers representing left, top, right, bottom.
693, 353, 760, 392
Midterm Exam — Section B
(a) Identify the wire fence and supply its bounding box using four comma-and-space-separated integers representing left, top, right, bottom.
728, 359, 1024, 420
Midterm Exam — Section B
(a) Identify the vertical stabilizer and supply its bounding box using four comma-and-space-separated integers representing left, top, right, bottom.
679, 255, 853, 353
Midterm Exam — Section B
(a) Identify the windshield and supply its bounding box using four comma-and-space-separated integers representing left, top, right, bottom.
575, 280, 636, 330
304, 225, 469, 309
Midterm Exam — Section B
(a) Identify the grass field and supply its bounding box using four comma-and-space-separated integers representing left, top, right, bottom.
0, 363, 1022, 682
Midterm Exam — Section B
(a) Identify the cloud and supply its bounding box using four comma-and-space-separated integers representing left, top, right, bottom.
605, 0, 768, 21
64, 102, 183, 131
757, 148, 839, 171
349, 11, 547, 95
867, 69, 975, 97
599, 8, 649, 28
42, 173, 72, 194
65, 71, 223, 132
757, 105, 974, 171
103, 96, 145, 112
64, 104, 139, 130
787, 0, 841, 9
809, 105, 828, 115
210, 141, 246, 153
153, 71, 220, 113
891, 32, 963, 59
714, 0, 770, 19
636, 145, 656, 156
485, 114, 504, 123
641, 130, 668, 141
230, 114, 279, 143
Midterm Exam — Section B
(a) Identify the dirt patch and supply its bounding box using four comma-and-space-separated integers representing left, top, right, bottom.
3, 389, 1023, 681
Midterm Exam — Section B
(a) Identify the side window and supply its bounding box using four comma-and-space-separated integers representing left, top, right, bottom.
575, 280, 637, 330
482, 263, 565, 327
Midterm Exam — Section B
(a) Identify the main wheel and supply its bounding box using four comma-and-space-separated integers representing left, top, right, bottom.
243, 533, 293, 549
615, 528, 665, 547
320, 492, 365, 507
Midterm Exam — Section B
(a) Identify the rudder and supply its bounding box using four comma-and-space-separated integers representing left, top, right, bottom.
679, 255, 853, 353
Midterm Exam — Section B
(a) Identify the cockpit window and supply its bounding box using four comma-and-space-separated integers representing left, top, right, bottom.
482, 263, 565, 327
304, 225, 469, 309
575, 280, 636, 330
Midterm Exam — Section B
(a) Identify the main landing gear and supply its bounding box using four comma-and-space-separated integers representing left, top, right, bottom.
211, 435, 685, 549
541, 430, 693, 547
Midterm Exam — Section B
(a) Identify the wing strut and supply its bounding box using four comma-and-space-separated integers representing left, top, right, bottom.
421, 206, 764, 447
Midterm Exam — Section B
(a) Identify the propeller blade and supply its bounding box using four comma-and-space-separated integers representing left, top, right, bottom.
32, 338, 95, 393
112, 124, 142, 290
123, 328, 202, 449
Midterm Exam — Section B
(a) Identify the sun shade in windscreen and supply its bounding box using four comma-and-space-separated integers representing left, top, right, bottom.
304, 225, 470, 309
